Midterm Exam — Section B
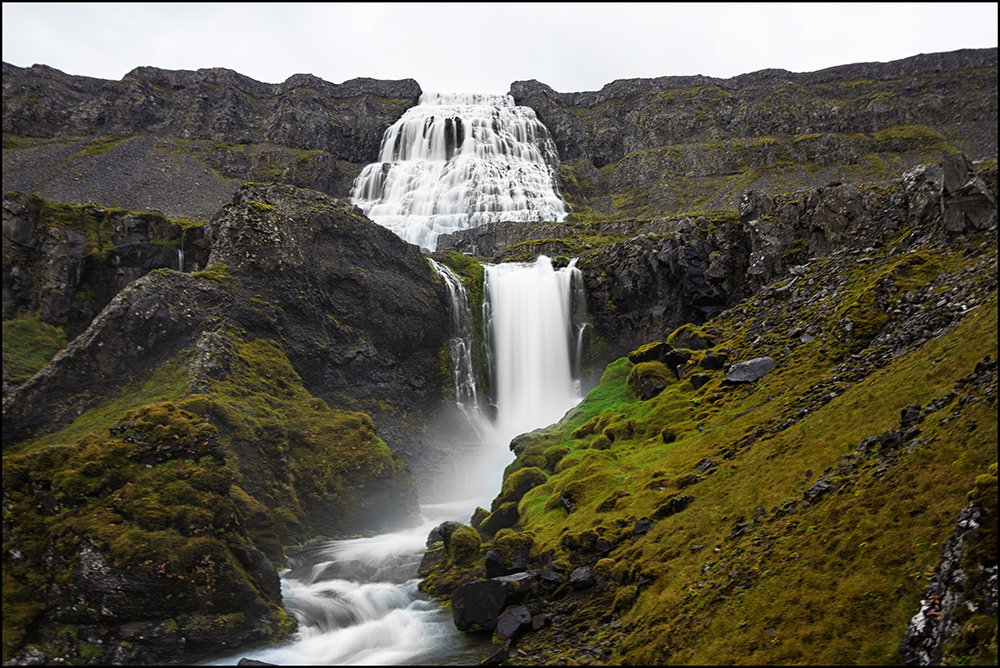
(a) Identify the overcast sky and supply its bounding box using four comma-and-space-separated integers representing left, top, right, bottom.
2, 3, 997, 94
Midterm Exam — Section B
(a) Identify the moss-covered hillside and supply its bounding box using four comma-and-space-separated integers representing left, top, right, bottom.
420, 169, 998, 664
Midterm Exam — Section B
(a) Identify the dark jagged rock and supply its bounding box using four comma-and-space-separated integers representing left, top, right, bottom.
427, 520, 463, 547
633, 518, 654, 535
654, 495, 693, 519
495, 605, 533, 640
451, 579, 509, 632
569, 566, 594, 588
511, 49, 996, 220
3, 183, 450, 450
899, 501, 997, 665
2, 62, 420, 162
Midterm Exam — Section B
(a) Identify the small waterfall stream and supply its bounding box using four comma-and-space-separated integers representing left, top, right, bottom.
428, 258, 481, 423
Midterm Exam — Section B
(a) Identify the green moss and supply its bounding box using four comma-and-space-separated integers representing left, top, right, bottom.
626, 361, 674, 399
2, 314, 68, 384
2, 134, 46, 150
3, 329, 413, 659
447, 526, 482, 564
494, 467, 548, 509
191, 264, 233, 283
871, 124, 956, 153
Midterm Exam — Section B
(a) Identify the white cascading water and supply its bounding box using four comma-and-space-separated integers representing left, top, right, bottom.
428, 258, 481, 423
350, 92, 567, 251
480, 257, 585, 483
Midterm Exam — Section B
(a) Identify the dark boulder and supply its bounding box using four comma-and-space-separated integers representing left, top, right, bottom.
494, 605, 533, 640
451, 579, 509, 632
634, 518, 654, 535
689, 373, 711, 390
480, 503, 521, 537
427, 521, 463, 547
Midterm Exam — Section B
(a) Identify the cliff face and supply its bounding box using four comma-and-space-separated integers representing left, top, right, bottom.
2, 63, 419, 160
2, 192, 210, 348
511, 48, 997, 220
2, 63, 420, 219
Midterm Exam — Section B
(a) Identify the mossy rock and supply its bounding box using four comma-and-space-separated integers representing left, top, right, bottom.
492, 528, 534, 565
603, 418, 641, 442
446, 525, 482, 564
666, 323, 715, 350
627, 341, 673, 364
542, 445, 571, 472
493, 466, 548, 510
591, 433, 613, 450
471, 506, 490, 534
612, 585, 639, 613
627, 361, 675, 400
480, 503, 520, 537
594, 557, 617, 579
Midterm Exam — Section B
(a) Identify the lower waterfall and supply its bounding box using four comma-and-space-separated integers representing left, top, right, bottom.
208, 256, 585, 666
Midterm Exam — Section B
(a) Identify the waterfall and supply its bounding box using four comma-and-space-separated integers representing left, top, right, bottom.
350, 92, 567, 251
211, 93, 584, 667
484, 256, 585, 448
177, 228, 186, 272
428, 258, 480, 421
212, 257, 587, 667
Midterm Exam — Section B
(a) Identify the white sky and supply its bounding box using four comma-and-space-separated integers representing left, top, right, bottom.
2, 2, 997, 94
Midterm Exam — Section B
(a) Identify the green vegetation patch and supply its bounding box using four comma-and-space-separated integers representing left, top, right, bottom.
2, 314, 68, 384
67, 134, 135, 160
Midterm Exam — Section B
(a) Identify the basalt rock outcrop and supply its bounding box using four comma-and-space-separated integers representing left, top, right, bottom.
3, 181, 450, 448
2, 192, 210, 347
2, 63, 421, 219
441, 153, 997, 362
2, 63, 420, 160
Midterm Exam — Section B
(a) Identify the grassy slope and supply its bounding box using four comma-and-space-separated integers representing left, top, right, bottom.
490, 229, 997, 664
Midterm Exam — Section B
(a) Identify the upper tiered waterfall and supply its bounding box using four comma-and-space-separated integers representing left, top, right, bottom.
350, 92, 567, 251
